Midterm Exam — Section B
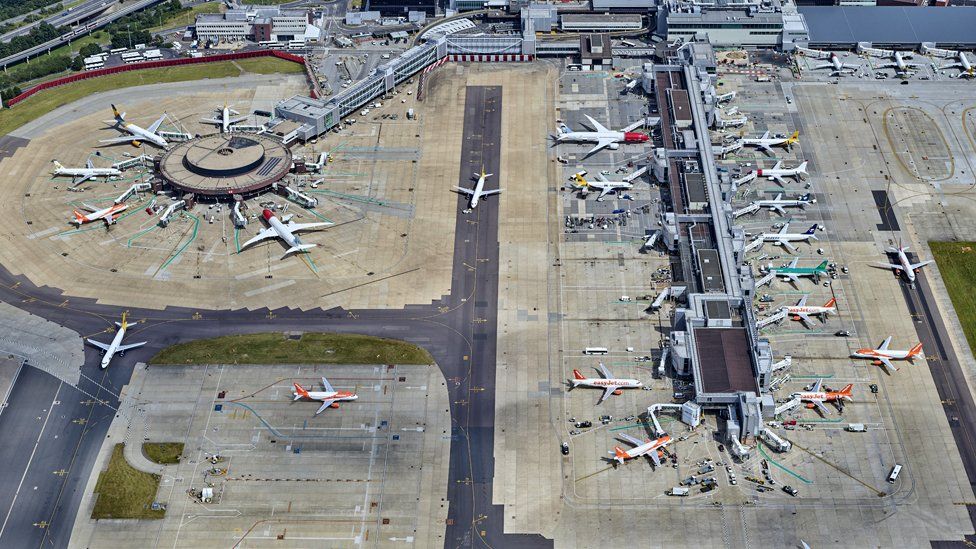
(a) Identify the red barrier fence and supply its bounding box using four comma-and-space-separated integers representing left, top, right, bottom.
8, 49, 306, 107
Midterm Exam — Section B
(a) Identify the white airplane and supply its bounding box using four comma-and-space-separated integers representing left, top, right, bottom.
553, 114, 648, 156
790, 378, 853, 416
569, 363, 642, 402
870, 50, 921, 76
71, 202, 128, 226
740, 131, 799, 154
751, 223, 819, 253
940, 51, 975, 79
292, 376, 358, 414
239, 209, 332, 257
100, 104, 169, 148
52, 159, 121, 185
875, 243, 933, 284
86, 312, 146, 369
851, 336, 923, 373
610, 433, 672, 466
754, 193, 815, 216
755, 161, 808, 186
201, 104, 247, 133
571, 172, 636, 200
813, 53, 858, 76
783, 295, 836, 328
454, 167, 501, 210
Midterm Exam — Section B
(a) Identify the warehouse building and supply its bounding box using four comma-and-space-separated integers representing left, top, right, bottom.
195, 6, 314, 43
560, 13, 644, 32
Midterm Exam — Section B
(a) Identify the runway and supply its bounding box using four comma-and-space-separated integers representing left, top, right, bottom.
0, 87, 550, 548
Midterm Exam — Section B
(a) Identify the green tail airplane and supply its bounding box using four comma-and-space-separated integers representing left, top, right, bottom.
765, 258, 829, 285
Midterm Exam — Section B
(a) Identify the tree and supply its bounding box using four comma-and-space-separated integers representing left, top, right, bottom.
78, 43, 103, 58
70, 55, 84, 71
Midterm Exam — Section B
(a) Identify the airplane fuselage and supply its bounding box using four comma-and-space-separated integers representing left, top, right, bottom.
469, 174, 487, 208
56, 167, 121, 178
896, 248, 917, 282
790, 390, 851, 404
572, 377, 642, 390
616, 435, 671, 463
786, 305, 835, 317
557, 130, 647, 148
264, 210, 301, 248
100, 327, 127, 368
73, 204, 128, 226
120, 121, 168, 148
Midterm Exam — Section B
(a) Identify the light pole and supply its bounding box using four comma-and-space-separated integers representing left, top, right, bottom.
126, 24, 132, 49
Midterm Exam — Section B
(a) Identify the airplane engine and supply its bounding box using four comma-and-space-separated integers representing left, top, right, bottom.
609, 143, 619, 150
330, 402, 340, 408
613, 389, 623, 395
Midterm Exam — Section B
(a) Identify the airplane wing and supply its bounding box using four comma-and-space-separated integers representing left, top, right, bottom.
877, 356, 898, 372
80, 203, 100, 213
582, 114, 610, 133
453, 186, 476, 195
814, 63, 833, 70
783, 273, 800, 285
648, 448, 661, 466
879, 336, 892, 351
598, 186, 613, 199
147, 114, 167, 134
102, 213, 117, 225
241, 227, 279, 249
321, 377, 335, 392
98, 136, 136, 145
315, 399, 337, 414
200, 117, 221, 124
481, 189, 503, 196
771, 175, 786, 187
875, 262, 903, 271
813, 399, 831, 415
760, 131, 770, 140
285, 221, 332, 232
599, 386, 619, 403
622, 120, 644, 132
778, 225, 790, 236
117, 341, 147, 351
86, 338, 111, 351
72, 173, 93, 186
585, 139, 616, 156
771, 204, 786, 216
788, 257, 799, 268
796, 295, 808, 307
618, 433, 643, 447
910, 260, 934, 270
796, 313, 814, 328
779, 240, 798, 253
811, 379, 822, 392
230, 116, 248, 124
598, 362, 611, 378
758, 143, 773, 153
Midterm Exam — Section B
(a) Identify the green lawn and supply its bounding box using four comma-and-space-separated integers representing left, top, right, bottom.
148, 2, 224, 33
92, 444, 165, 520
142, 442, 184, 465
150, 333, 434, 365
0, 56, 302, 136
930, 241, 976, 356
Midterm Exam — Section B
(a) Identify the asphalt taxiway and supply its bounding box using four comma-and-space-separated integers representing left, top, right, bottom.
0, 84, 549, 548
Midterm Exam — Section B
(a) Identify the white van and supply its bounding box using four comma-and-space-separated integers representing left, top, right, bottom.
887, 464, 902, 483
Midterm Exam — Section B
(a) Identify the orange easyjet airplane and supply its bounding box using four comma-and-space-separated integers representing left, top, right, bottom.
791, 378, 853, 415
292, 376, 358, 414
851, 336, 922, 373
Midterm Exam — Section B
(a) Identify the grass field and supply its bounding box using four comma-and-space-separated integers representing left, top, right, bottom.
92, 444, 165, 520
150, 333, 434, 365
142, 442, 184, 465
0, 56, 303, 136
148, 2, 224, 33
930, 241, 976, 355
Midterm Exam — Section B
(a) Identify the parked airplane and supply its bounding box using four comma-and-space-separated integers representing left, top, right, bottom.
751, 223, 819, 253
100, 104, 169, 148
52, 159, 121, 185
784, 295, 836, 328
239, 209, 332, 257
754, 161, 808, 186
71, 202, 128, 226
814, 52, 858, 76
569, 363, 642, 402
851, 336, 923, 372
754, 193, 815, 216
875, 243, 933, 284
790, 378, 853, 415
571, 173, 635, 200
767, 258, 830, 285
454, 167, 501, 210
86, 312, 146, 369
292, 376, 358, 414
201, 104, 247, 133
940, 51, 975, 79
610, 433, 672, 466
740, 131, 799, 154
866, 49, 921, 76
553, 115, 648, 156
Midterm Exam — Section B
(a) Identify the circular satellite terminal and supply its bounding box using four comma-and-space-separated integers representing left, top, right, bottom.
159, 134, 292, 199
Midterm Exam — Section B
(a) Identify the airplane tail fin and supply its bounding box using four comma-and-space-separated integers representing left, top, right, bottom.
293, 383, 309, 400
797, 161, 808, 174
53, 160, 64, 171
111, 104, 125, 121
816, 260, 828, 270
284, 244, 316, 256
613, 446, 628, 463
840, 383, 854, 399
573, 174, 588, 187
120, 311, 128, 330
824, 297, 836, 309
909, 343, 923, 357
805, 225, 819, 237
71, 210, 86, 225
788, 130, 800, 142
573, 369, 586, 380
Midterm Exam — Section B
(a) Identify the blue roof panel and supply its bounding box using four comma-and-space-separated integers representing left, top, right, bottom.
801, 6, 976, 47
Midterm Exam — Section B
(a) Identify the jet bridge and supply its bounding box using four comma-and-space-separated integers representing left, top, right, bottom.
279, 185, 318, 208
759, 427, 792, 452
732, 171, 757, 187
114, 182, 151, 204
158, 199, 187, 227
755, 271, 776, 287
733, 203, 760, 218
774, 398, 801, 416
756, 308, 788, 329
111, 154, 154, 170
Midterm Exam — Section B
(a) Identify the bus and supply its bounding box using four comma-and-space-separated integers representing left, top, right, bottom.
350, 32, 371, 39
287, 40, 306, 50
583, 347, 609, 355
121, 52, 144, 64
84, 61, 105, 71
142, 49, 163, 60
620, 40, 637, 47
109, 47, 127, 55
258, 41, 284, 48
887, 464, 902, 483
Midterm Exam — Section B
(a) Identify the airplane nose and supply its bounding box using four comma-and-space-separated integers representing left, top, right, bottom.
262, 209, 273, 220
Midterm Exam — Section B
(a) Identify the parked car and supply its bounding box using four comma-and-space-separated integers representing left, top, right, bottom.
783, 485, 798, 497
561, 442, 570, 455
